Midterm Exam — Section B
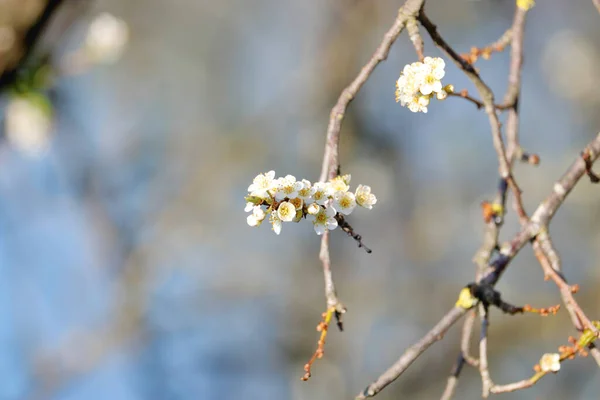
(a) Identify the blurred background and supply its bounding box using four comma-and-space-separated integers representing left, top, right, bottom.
0, 0, 599, 399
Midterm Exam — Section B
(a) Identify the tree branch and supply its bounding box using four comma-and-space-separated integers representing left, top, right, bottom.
356, 133, 600, 398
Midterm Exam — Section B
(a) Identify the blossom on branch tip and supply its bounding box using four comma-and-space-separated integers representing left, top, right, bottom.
539, 353, 560, 373
355, 185, 377, 209
395, 57, 449, 113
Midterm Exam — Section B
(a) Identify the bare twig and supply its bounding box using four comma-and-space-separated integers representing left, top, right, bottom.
461, 28, 513, 64
302, 308, 335, 381
478, 307, 494, 397
357, 306, 468, 399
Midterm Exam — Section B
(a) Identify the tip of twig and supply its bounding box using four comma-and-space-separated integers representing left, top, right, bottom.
335, 214, 372, 253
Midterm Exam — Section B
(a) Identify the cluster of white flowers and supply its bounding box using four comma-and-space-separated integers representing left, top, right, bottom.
395, 56, 453, 113
245, 171, 377, 235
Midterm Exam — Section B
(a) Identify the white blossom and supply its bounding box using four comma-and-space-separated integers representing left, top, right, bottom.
312, 182, 332, 205
248, 170, 276, 199
288, 197, 304, 213
277, 201, 296, 222
355, 185, 377, 209
275, 175, 303, 201
296, 179, 315, 201
332, 191, 356, 215
306, 203, 320, 215
246, 206, 266, 227
539, 353, 560, 373
424, 56, 445, 80
85, 13, 129, 64
329, 174, 351, 192
270, 212, 282, 235
309, 206, 338, 235
244, 202, 254, 212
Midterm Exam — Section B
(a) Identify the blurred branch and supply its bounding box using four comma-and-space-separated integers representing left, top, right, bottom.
0, 0, 65, 91
594, 0, 600, 15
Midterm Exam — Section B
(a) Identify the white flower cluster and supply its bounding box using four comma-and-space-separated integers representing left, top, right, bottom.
245, 171, 377, 235
395, 56, 453, 113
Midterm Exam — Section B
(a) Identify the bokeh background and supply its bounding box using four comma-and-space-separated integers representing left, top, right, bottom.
0, 0, 599, 399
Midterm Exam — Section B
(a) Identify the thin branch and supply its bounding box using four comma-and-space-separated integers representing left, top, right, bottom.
440, 353, 467, 400
356, 133, 600, 398
319, 231, 345, 315
593, 0, 600, 16
478, 307, 494, 397
356, 306, 468, 399
462, 28, 513, 64
490, 372, 545, 394
535, 231, 596, 332
504, 7, 527, 165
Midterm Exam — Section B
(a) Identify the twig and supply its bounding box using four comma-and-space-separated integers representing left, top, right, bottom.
356, 306, 468, 399
478, 307, 493, 397
461, 28, 513, 64
335, 214, 372, 253
439, 309, 479, 400
490, 329, 600, 394
535, 231, 596, 333
319, 232, 346, 315
447, 91, 483, 109
406, 18, 424, 61
440, 353, 467, 400
356, 133, 600, 398
302, 307, 335, 381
